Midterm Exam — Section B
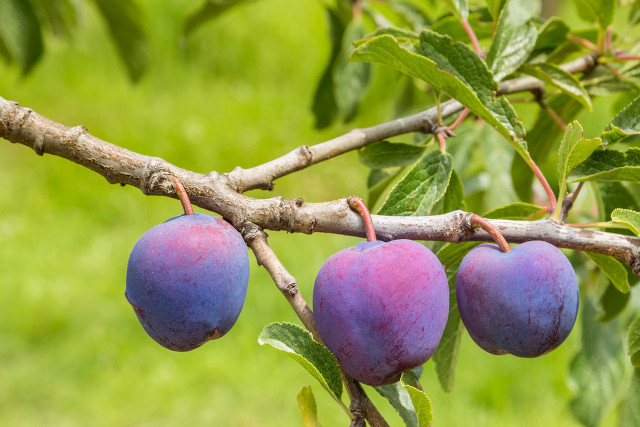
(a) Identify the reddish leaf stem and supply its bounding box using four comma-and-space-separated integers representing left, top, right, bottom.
169, 175, 194, 215
615, 54, 640, 61
437, 132, 447, 152
447, 108, 470, 131
527, 158, 557, 211
470, 214, 511, 253
568, 34, 598, 51
461, 19, 481, 54
348, 196, 377, 242
544, 103, 567, 131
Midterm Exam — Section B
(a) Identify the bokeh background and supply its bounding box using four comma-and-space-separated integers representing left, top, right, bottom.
0, 0, 634, 426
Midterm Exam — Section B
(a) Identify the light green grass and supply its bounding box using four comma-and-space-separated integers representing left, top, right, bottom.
0, 1, 598, 425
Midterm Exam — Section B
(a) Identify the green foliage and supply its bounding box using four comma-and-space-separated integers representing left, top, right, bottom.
91, 0, 148, 82
0, 0, 43, 74
569, 298, 630, 427
378, 150, 453, 216
571, 148, 640, 183
628, 316, 640, 367
351, 31, 526, 145
612, 209, 640, 236
521, 63, 592, 109
183, 0, 256, 37
602, 95, 640, 145
358, 141, 426, 169
258, 322, 343, 401
485, 0, 538, 81
584, 252, 630, 293
374, 381, 420, 427
400, 371, 433, 427
297, 385, 322, 427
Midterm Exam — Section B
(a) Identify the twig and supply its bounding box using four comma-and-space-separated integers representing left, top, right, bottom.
228, 53, 600, 192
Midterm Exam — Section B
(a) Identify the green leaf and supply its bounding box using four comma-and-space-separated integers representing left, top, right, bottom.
358, 141, 425, 169
29, 0, 78, 36
437, 242, 481, 271
557, 122, 602, 185
597, 283, 630, 322
378, 150, 453, 216
584, 253, 631, 294
482, 202, 548, 220
443, 0, 469, 21
575, 0, 617, 30
441, 169, 466, 213
602, 95, 640, 145
597, 183, 640, 225
485, 0, 508, 19
297, 386, 321, 427
312, 7, 346, 129
627, 315, 640, 367
183, 0, 255, 37
92, 0, 148, 81
570, 148, 640, 183
521, 64, 592, 110
534, 17, 570, 50
367, 168, 402, 209
334, 18, 371, 121
374, 382, 418, 427
432, 268, 463, 392
0, 0, 43, 74
611, 209, 640, 237
401, 372, 433, 427
619, 368, 640, 426
569, 297, 630, 427
418, 30, 526, 144
485, 0, 539, 82
258, 322, 343, 400
351, 31, 526, 148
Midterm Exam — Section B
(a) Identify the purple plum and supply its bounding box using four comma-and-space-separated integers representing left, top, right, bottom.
456, 241, 579, 358
313, 239, 449, 386
125, 213, 250, 351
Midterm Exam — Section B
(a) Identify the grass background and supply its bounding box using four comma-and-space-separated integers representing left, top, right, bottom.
0, 0, 629, 425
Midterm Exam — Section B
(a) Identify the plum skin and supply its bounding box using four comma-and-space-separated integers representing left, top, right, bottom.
313, 239, 449, 386
456, 241, 579, 358
125, 213, 250, 351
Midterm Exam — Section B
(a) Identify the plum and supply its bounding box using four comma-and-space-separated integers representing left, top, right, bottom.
313, 239, 449, 386
456, 241, 579, 358
125, 213, 250, 351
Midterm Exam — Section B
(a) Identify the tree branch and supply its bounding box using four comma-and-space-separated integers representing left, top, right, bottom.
228, 53, 600, 192
2, 93, 639, 278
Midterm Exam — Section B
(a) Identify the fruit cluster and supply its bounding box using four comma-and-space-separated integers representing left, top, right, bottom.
125, 187, 578, 387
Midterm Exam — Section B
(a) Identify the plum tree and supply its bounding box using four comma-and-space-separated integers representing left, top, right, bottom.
456, 241, 579, 358
125, 212, 250, 351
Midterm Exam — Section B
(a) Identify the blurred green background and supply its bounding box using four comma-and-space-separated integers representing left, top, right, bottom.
0, 0, 628, 426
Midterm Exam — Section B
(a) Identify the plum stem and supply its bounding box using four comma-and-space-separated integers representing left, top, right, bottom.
470, 214, 511, 253
348, 196, 377, 242
169, 175, 194, 215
